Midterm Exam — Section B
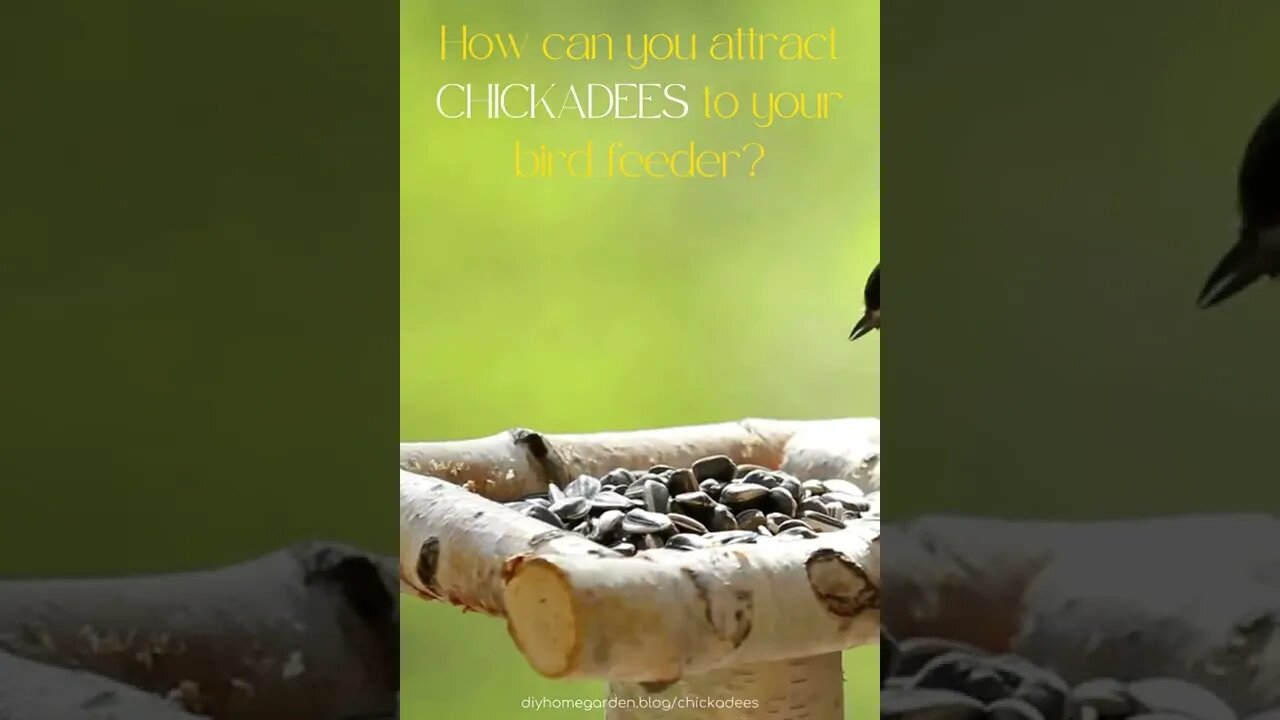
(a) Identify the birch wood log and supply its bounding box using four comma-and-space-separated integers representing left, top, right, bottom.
399, 470, 619, 614
883, 514, 1280, 715
599, 421, 882, 720
0, 649, 206, 720
0, 541, 397, 720
503, 524, 880, 681
400, 417, 882, 720
400, 418, 874, 501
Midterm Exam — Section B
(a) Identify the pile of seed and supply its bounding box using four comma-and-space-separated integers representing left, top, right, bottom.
503, 455, 878, 556
881, 629, 1250, 720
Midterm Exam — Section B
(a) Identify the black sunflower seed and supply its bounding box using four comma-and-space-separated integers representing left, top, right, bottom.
666, 468, 699, 495
667, 512, 709, 535
565, 474, 601, 498
622, 509, 674, 535
706, 530, 758, 545
768, 487, 798, 517
691, 455, 736, 483
735, 509, 766, 531
708, 504, 738, 531
523, 504, 564, 529
803, 510, 845, 531
720, 482, 768, 508
590, 510, 625, 542
589, 491, 633, 512
550, 497, 591, 523
673, 491, 716, 515
741, 469, 780, 489
666, 533, 711, 551
643, 478, 670, 513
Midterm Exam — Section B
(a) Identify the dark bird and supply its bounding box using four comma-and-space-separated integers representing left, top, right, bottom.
1198, 96, 1280, 309
849, 263, 880, 340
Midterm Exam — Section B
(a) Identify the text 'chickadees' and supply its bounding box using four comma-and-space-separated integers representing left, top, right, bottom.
436, 83, 689, 120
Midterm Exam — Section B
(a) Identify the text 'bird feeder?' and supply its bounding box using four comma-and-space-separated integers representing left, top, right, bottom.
399, 418, 881, 720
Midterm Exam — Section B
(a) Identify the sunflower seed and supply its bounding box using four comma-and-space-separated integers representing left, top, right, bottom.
673, 491, 715, 515
550, 497, 591, 523
589, 491, 633, 512
666, 533, 711, 551
778, 526, 818, 540
691, 455, 736, 483
523, 504, 564, 528
590, 510, 625, 542
803, 510, 846, 531
666, 468, 699, 495
768, 487, 798, 516
734, 463, 769, 479
623, 509, 674, 535
565, 474, 601, 498
643, 478, 670, 513
611, 541, 636, 557
706, 530, 758, 545
741, 469, 780, 489
800, 497, 828, 514
708, 504, 738, 531
780, 477, 803, 504
766, 512, 792, 532
721, 482, 768, 508
801, 479, 826, 496
667, 512, 709, 535
735, 509, 766, 531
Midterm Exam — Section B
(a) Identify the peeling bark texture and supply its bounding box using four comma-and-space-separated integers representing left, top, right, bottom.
879, 516, 1060, 653
0, 649, 206, 719
502, 524, 880, 681
399, 471, 617, 614
607, 653, 845, 720
0, 542, 397, 720
778, 419, 880, 492
400, 418, 876, 501
882, 514, 1280, 715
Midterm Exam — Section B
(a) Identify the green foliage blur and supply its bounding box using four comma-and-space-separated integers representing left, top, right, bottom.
402, 0, 879, 717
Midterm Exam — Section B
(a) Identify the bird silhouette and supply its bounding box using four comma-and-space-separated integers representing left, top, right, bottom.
849, 263, 880, 340
1198, 96, 1280, 309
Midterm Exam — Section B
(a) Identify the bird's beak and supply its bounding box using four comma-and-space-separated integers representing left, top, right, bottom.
1198, 240, 1264, 309
848, 311, 878, 341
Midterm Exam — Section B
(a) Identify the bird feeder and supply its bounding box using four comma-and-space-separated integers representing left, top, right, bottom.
399, 418, 882, 719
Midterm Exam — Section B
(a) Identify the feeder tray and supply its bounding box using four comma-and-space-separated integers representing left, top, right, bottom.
400, 417, 881, 720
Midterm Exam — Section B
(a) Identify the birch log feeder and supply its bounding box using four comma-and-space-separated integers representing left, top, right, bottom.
883, 515, 1280, 715
0, 541, 398, 720
400, 418, 882, 719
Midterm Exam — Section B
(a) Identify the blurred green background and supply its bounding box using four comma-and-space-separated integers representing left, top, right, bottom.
883, 1, 1280, 520
401, 0, 879, 717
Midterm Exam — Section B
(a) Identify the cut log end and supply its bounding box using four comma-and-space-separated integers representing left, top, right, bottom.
505, 559, 579, 679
